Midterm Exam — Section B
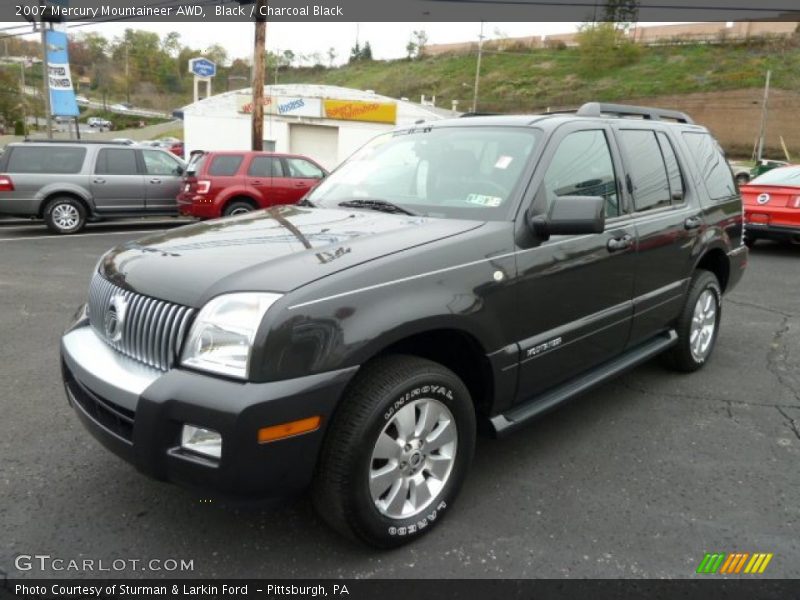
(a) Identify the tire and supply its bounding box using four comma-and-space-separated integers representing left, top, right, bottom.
744, 235, 757, 249
43, 196, 86, 234
664, 270, 722, 372
735, 173, 750, 185
312, 355, 476, 548
223, 200, 256, 217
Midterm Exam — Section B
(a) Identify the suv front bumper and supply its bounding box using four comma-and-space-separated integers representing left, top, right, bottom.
60, 312, 358, 497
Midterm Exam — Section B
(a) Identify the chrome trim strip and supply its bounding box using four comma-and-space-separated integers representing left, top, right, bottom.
62, 326, 162, 412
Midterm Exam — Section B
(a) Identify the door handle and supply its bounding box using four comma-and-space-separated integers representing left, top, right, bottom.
294, 182, 307, 187
149, 178, 162, 184
607, 234, 634, 252
684, 216, 703, 230
250, 180, 264, 185
93, 178, 106, 184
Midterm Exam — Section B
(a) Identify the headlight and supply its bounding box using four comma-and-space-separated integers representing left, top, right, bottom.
181, 292, 282, 379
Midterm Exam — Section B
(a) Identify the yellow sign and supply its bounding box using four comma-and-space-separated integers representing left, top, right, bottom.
323, 99, 397, 124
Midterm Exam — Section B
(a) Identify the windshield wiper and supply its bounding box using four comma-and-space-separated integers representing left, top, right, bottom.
337, 199, 418, 216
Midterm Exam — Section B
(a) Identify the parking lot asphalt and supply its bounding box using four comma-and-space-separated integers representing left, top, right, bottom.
0, 220, 798, 580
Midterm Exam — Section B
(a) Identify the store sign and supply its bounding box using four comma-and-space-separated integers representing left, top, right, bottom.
237, 95, 322, 118
189, 58, 216, 79
44, 29, 79, 117
323, 99, 397, 124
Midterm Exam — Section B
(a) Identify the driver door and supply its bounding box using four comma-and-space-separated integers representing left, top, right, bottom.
513, 124, 638, 401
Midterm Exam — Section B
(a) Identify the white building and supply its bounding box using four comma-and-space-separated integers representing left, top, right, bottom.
182, 84, 457, 170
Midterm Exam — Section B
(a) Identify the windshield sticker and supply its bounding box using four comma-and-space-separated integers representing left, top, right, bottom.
494, 156, 513, 170
466, 194, 503, 207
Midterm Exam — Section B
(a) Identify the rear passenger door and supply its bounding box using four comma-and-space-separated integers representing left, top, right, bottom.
246, 155, 285, 207
612, 126, 702, 346
282, 157, 326, 203
141, 149, 183, 212
91, 148, 145, 212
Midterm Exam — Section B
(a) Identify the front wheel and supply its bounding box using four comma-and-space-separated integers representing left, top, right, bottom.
664, 270, 722, 372
312, 355, 476, 547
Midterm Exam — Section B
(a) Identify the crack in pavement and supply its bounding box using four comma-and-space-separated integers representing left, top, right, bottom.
776, 407, 800, 442
727, 298, 795, 318
765, 315, 800, 406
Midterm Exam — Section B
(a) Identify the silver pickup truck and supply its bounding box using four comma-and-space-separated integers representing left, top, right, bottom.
0, 140, 185, 234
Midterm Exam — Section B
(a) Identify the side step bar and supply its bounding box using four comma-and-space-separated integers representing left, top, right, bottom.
491, 330, 678, 437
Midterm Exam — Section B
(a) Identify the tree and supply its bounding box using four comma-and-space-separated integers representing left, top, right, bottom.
327, 47, 337, 67
161, 32, 181, 57
405, 40, 417, 60
412, 30, 428, 57
349, 40, 373, 62
362, 41, 373, 61
349, 41, 362, 63
282, 49, 295, 68
576, 21, 641, 74
204, 43, 228, 67
603, 0, 639, 32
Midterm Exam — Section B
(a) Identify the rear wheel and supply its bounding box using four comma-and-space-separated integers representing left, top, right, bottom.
744, 235, 757, 248
664, 270, 722, 372
43, 196, 86, 234
735, 173, 750, 185
223, 200, 256, 217
312, 355, 475, 548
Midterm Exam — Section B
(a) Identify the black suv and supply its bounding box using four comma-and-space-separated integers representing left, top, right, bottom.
60, 103, 747, 547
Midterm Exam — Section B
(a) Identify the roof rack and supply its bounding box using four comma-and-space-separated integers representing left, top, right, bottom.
459, 111, 503, 118
576, 102, 694, 124
21, 139, 130, 145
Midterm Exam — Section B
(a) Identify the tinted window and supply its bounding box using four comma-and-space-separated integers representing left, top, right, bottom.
208, 155, 244, 176
620, 130, 670, 212
7, 146, 86, 174
543, 130, 620, 218
657, 132, 684, 201
142, 149, 181, 176
682, 132, 736, 200
96, 148, 138, 175
285, 158, 324, 179
751, 165, 800, 186
248, 156, 284, 177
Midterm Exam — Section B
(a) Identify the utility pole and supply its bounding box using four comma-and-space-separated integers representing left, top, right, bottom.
124, 41, 130, 105
20, 60, 28, 136
471, 21, 484, 114
756, 69, 771, 162
251, 0, 267, 151
40, 20, 52, 139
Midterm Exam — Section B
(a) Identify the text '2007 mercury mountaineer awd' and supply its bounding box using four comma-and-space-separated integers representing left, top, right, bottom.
61, 103, 747, 547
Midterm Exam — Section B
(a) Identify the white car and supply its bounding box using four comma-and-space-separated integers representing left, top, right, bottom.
75, 95, 89, 105
87, 117, 111, 129
110, 103, 129, 112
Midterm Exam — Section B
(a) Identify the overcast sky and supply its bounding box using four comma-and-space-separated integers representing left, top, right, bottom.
4, 22, 590, 63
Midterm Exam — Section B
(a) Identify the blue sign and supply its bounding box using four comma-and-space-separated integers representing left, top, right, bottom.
45, 29, 79, 117
189, 58, 217, 79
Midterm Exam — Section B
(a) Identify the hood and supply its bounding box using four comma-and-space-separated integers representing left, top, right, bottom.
100, 205, 484, 307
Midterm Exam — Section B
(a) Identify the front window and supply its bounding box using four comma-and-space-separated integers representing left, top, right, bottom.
307, 126, 540, 219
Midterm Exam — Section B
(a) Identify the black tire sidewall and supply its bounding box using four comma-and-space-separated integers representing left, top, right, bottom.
224, 201, 254, 217
677, 271, 722, 369
345, 369, 475, 547
44, 197, 86, 234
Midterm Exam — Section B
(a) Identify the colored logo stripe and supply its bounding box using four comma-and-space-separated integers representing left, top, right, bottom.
696, 552, 773, 574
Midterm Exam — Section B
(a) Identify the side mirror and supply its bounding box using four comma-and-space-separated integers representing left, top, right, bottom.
175, 165, 184, 176
529, 195, 605, 238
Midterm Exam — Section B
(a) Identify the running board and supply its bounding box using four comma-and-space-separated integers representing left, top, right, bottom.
491, 330, 678, 437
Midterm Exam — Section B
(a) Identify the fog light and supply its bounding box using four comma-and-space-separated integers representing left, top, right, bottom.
181, 425, 222, 459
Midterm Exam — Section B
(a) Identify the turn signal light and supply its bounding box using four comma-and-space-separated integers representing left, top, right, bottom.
0, 175, 14, 192
258, 416, 321, 444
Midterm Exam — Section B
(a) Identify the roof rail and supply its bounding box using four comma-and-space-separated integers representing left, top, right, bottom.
21, 139, 130, 145
459, 111, 503, 118
576, 102, 694, 124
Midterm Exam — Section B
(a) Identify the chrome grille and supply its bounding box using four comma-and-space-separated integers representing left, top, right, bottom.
88, 273, 195, 371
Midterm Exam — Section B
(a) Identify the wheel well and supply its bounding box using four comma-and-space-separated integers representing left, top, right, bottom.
374, 329, 494, 418
696, 248, 730, 292
223, 196, 258, 212
38, 192, 90, 219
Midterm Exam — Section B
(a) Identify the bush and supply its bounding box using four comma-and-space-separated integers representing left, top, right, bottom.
576, 23, 641, 75
14, 120, 25, 136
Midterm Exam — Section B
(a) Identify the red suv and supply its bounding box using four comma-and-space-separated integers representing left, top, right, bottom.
177, 151, 328, 218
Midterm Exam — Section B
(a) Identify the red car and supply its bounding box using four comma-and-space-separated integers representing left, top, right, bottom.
177, 151, 328, 218
740, 165, 800, 247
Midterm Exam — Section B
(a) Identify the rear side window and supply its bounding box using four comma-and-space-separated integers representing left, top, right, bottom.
657, 132, 684, 201
248, 156, 284, 177
208, 155, 244, 176
96, 148, 138, 175
682, 132, 736, 200
619, 130, 671, 212
7, 146, 86, 174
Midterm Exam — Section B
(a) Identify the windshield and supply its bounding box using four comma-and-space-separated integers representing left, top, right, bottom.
307, 126, 540, 219
751, 166, 800, 187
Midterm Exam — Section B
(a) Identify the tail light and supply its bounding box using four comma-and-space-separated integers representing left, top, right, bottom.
0, 175, 14, 192
196, 180, 211, 195
793, 196, 800, 209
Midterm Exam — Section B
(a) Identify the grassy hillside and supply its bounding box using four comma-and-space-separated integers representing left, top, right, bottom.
278, 38, 800, 113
